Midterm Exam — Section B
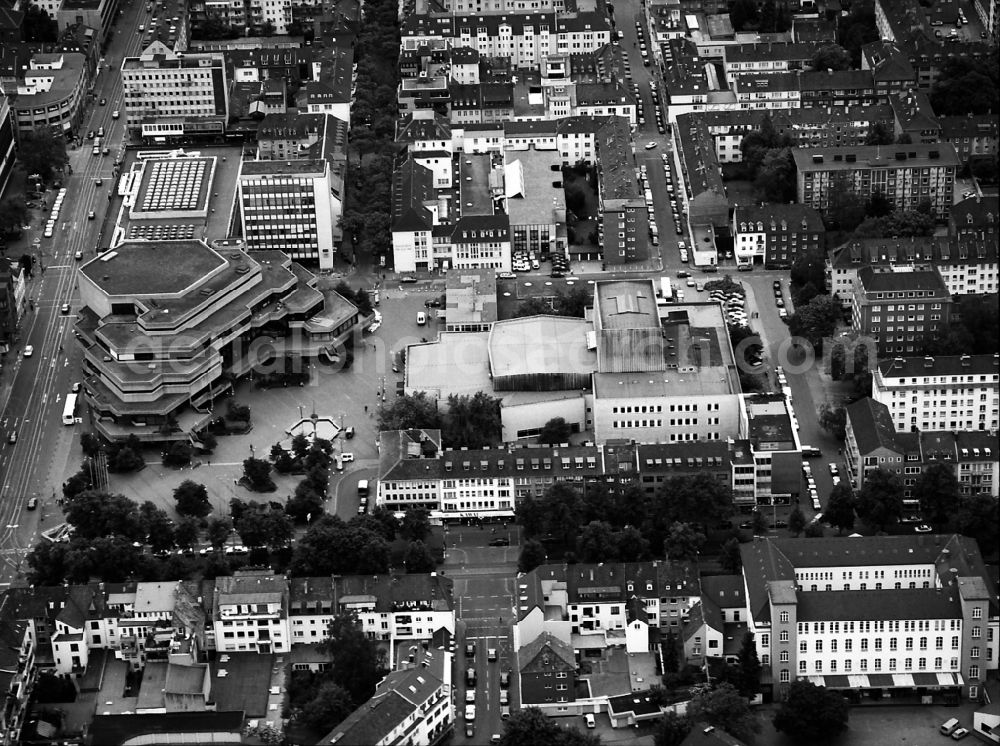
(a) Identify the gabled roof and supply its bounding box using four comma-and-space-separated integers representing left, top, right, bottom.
377, 428, 443, 481
518, 632, 576, 674
846, 397, 901, 455
856, 266, 948, 294
951, 195, 999, 228
877, 354, 1000, 380
391, 158, 436, 232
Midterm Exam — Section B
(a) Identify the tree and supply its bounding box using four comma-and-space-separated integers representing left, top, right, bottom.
289, 516, 391, 576
235, 504, 293, 551
773, 680, 850, 743
353, 287, 373, 316
854, 210, 935, 239
913, 463, 961, 528
162, 440, 192, 466
538, 417, 572, 445
790, 249, 826, 297
615, 525, 650, 562
500, 707, 601, 746
0, 198, 28, 235
810, 44, 852, 71
173, 516, 201, 549
65, 491, 144, 541
658, 473, 734, 533
664, 521, 706, 561
864, 120, 895, 146
824, 484, 856, 534
755, 149, 796, 203
952, 493, 1000, 557
207, 517, 233, 549
837, 5, 880, 66
930, 51, 1000, 116
443, 391, 502, 448
295, 680, 354, 733
403, 540, 436, 572
242, 457, 276, 492
514, 296, 555, 317
737, 632, 762, 697
377, 391, 441, 431
291, 433, 311, 463
518, 539, 548, 573
320, 613, 387, 705
286, 481, 324, 523
173, 480, 212, 518
399, 508, 431, 542
824, 180, 866, 232
577, 521, 620, 562
729, 0, 759, 30
856, 469, 904, 531
19, 128, 69, 183
26, 540, 70, 586
654, 713, 692, 746
719, 537, 743, 574
688, 683, 761, 744
752, 510, 768, 535
817, 403, 847, 441
138, 501, 175, 553
23, 3, 58, 41
106, 436, 145, 472
788, 505, 806, 536
227, 401, 251, 422
787, 294, 843, 352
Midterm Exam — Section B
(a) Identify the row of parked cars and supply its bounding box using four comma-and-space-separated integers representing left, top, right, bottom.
43, 187, 68, 238
463, 640, 510, 741
660, 154, 685, 237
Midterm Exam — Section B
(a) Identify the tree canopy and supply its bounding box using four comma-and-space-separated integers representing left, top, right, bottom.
289, 515, 392, 576
773, 681, 850, 743
377, 391, 441, 431
854, 210, 935, 239
500, 707, 602, 746
18, 128, 68, 183
443, 392, 502, 448
824, 484, 857, 534
810, 44, 852, 71
914, 463, 961, 527
930, 49, 1000, 116
688, 683, 761, 744
855, 469, 903, 531
174, 480, 213, 518
787, 294, 843, 353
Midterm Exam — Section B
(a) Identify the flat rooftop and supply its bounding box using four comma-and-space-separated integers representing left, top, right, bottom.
458, 154, 496, 216
134, 156, 214, 214
81, 241, 225, 297
489, 316, 595, 380
595, 280, 660, 330
504, 149, 564, 227
406, 332, 493, 398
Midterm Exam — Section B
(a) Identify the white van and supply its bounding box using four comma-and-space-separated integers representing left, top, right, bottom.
940, 718, 960, 736
416, 311, 427, 325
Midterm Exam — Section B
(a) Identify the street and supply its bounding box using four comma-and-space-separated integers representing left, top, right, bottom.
0, 0, 149, 587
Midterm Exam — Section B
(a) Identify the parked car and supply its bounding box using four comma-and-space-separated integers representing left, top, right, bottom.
400, 275, 418, 283
23, 345, 33, 357
27, 497, 38, 510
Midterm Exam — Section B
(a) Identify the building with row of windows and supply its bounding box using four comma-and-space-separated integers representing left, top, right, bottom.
826, 235, 999, 307
11, 52, 89, 136
850, 266, 953, 357
74, 239, 361, 442
730, 203, 825, 268
793, 144, 960, 221
844, 397, 998, 500
740, 535, 998, 702
872, 354, 1000, 433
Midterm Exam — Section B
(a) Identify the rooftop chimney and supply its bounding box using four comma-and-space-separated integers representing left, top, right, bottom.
961, 355, 971, 366
923, 356, 934, 368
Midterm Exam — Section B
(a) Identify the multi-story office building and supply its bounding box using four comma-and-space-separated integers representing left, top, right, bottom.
731, 203, 824, 268
12, 53, 88, 136
238, 114, 347, 270
741, 535, 998, 702
75, 239, 359, 441
872, 355, 1000, 433
121, 48, 228, 142
851, 266, 953, 357
794, 144, 960, 220
827, 236, 1000, 306
844, 397, 999, 499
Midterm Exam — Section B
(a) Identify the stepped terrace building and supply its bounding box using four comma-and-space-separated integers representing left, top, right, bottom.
74, 241, 360, 442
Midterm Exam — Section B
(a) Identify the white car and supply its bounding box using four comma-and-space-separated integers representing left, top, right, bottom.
74, 250, 83, 260
112, 110, 120, 119
23, 345, 34, 357
644, 141, 658, 150
367, 320, 381, 333
43, 227, 53, 237
341, 452, 355, 462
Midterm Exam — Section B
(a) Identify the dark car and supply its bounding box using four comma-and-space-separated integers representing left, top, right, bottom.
488, 537, 510, 547
424, 298, 440, 307
400, 275, 418, 283
550, 270, 565, 278
466, 641, 476, 658
771, 520, 788, 529
676, 270, 690, 278
739, 520, 755, 529
344, 426, 355, 439
99, 97, 106, 105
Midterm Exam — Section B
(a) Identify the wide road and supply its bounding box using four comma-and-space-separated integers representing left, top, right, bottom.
0, 1, 149, 587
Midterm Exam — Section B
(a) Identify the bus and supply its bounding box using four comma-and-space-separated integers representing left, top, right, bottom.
62, 393, 78, 425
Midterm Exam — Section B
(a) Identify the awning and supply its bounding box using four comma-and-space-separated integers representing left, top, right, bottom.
892, 674, 915, 687
913, 672, 940, 686
824, 675, 852, 688
868, 674, 895, 687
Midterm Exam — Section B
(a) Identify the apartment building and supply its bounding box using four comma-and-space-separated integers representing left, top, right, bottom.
12, 52, 88, 136
844, 397, 999, 499
862, 41, 917, 98
730, 73, 801, 111
516, 560, 700, 636
598, 117, 649, 265
826, 236, 999, 306
731, 203, 824, 268
121, 48, 228, 141
722, 43, 820, 80
76, 240, 358, 442
794, 144, 960, 220
0, 98, 14, 198
736, 395, 804, 506
938, 115, 999, 164
683, 574, 748, 666
872, 354, 1000, 433
741, 535, 998, 702
950, 195, 999, 242
671, 117, 729, 230
851, 266, 953, 357
798, 69, 878, 109
212, 570, 290, 654
238, 113, 347, 269
400, 12, 612, 68
320, 647, 453, 745
890, 89, 941, 144
635, 441, 732, 498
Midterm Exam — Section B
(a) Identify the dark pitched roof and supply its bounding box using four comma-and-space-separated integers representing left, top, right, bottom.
877, 354, 1000, 380
377, 428, 443, 481
846, 397, 901, 455
856, 266, 948, 294
797, 588, 961, 621
391, 158, 436, 232
518, 632, 576, 673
